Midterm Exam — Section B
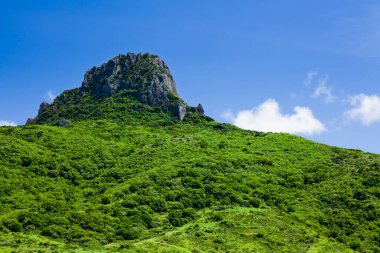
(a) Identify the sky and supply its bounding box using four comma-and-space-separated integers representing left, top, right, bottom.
0, 0, 379, 153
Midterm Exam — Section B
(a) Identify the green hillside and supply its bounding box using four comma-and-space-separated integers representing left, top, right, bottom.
0, 54, 379, 253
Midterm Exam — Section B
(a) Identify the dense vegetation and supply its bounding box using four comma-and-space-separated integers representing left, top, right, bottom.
0, 94, 379, 252
1, 52, 379, 252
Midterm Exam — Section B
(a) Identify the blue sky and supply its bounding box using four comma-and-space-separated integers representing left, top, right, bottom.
0, 0, 379, 153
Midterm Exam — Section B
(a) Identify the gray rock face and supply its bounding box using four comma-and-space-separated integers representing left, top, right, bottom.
80, 53, 179, 108
38, 102, 49, 115
57, 119, 71, 127
194, 104, 204, 116
25, 118, 34, 125
177, 102, 187, 121
27, 53, 207, 123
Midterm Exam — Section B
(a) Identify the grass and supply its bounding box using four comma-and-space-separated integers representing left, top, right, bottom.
0, 96, 379, 252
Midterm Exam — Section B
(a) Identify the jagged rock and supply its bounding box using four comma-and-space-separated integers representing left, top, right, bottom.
38, 102, 49, 115
57, 119, 71, 127
25, 118, 34, 125
80, 53, 179, 109
27, 53, 207, 123
193, 104, 204, 116
177, 102, 187, 120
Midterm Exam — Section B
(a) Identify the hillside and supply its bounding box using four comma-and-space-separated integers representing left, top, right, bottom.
0, 53, 379, 253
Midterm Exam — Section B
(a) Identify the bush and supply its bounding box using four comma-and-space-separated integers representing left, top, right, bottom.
41, 225, 65, 239
150, 198, 167, 212
167, 201, 184, 210
349, 240, 361, 251
141, 213, 154, 229
77, 236, 101, 247
211, 212, 223, 222
121, 199, 139, 208
117, 226, 139, 240
101, 196, 111, 205
256, 156, 273, 166
213, 238, 224, 244
47, 170, 59, 178
256, 232, 264, 238
168, 208, 196, 227
249, 198, 260, 208
3, 219, 22, 232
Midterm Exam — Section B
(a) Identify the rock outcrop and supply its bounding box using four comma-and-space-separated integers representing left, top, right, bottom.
57, 119, 71, 127
177, 102, 187, 121
193, 104, 204, 116
27, 53, 206, 124
38, 102, 49, 115
80, 53, 179, 109
25, 118, 34, 125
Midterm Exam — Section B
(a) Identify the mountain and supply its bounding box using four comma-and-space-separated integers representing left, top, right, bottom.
27, 53, 205, 125
0, 53, 379, 253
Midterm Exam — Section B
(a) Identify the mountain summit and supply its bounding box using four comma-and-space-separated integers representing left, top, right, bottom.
27, 53, 205, 125
80, 53, 179, 104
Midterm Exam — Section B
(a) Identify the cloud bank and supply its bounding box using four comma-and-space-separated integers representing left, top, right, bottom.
345, 94, 380, 125
222, 99, 326, 135
0, 120, 17, 126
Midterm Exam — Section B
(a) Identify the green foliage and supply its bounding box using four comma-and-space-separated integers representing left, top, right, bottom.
117, 225, 139, 240
0, 99, 379, 252
3, 219, 22, 232
41, 225, 65, 239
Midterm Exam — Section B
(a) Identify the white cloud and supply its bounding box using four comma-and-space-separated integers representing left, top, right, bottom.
312, 76, 336, 103
344, 93, 380, 125
222, 99, 326, 135
304, 70, 318, 86
45, 91, 56, 101
0, 120, 17, 126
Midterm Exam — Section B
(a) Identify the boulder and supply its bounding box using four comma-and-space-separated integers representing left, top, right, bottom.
194, 104, 204, 116
57, 119, 71, 127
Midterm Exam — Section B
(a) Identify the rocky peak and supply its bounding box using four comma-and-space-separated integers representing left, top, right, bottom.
27, 53, 206, 124
38, 102, 50, 114
194, 104, 204, 116
80, 53, 179, 107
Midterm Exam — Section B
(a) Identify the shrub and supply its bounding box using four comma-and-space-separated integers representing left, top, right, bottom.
47, 170, 59, 178
249, 198, 260, 208
41, 225, 65, 239
168, 208, 196, 227
256, 156, 273, 166
213, 238, 224, 244
211, 213, 223, 222
101, 196, 111, 205
122, 199, 139, 208
117, 226, 139, 240
3, 219, 22, 232
349, 240, 361, 251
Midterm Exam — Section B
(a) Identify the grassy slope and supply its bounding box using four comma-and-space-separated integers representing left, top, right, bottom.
0, 117, 379, 252
0, 93, 380, 252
